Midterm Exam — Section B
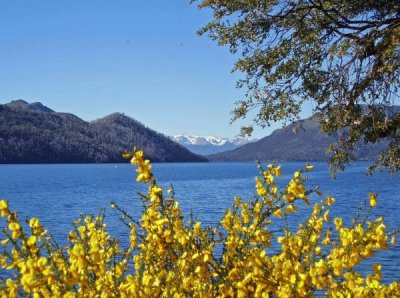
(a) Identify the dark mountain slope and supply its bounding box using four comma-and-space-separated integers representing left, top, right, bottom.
91, 113, 207, 162
5, 99, 55, 113
0, 102, 207, 163
208, 117, 386, 162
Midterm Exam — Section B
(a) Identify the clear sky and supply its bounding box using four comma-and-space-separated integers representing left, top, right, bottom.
0, 0, 285, 139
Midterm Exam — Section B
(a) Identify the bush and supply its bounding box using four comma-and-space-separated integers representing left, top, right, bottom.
0, 149, 399, 297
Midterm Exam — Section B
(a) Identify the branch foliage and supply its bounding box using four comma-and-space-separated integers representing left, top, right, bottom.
196, 0, 400, 173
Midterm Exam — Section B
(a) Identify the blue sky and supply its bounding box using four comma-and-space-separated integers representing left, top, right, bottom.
0, 0, 285, 139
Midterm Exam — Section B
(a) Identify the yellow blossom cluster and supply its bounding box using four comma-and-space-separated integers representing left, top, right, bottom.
0, 149, 399, 297
125, 150, 153, 183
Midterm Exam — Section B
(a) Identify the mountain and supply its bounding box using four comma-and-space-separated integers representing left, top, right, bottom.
207, 117, 387, 162
5, 99, 55, 113
171, 134, 256, 155
0, 101, 207, 163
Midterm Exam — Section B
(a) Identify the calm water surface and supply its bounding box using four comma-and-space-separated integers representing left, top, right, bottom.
0, 162, 399, 283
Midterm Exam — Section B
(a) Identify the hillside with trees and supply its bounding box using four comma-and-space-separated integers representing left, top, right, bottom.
0, 100, 207, 163
208, 115, 388, 163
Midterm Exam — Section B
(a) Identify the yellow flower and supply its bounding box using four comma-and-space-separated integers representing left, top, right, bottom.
6, 279, 18, 296
193, 222, 202, 235
323, 210, 330, 222
26, 235, 37, 246
8, 222, 22, 239
122, 151, 132, 159
68, 231, 77, 242
369, 193, 377, 207
21, 274, 36, 292
334, 217, 343, 229
286, 204, 297, 213
322, 230, 331, 245
29, 218, 40, 228
273, 208, 282, 217
8, 222, 20, 231
325, 196, 335, 206
0, 200, 9, 217
78, 226, 86, 238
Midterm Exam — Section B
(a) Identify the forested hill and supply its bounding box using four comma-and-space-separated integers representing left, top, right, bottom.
0, 100, 207, 163
207, 116, 388, 162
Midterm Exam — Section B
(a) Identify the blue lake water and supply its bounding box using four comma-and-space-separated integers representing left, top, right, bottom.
0, 162, 399, 283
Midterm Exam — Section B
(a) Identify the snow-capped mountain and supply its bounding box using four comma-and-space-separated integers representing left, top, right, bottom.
171, 134, 256, 155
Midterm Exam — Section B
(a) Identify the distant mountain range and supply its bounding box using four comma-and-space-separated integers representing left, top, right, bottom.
0, 100, 207, 163
2, 100, 396, 164
171, 134, 256, 155
207, 116, 388, 162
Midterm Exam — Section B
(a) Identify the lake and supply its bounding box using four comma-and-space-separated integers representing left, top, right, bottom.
0, 162, 399, 283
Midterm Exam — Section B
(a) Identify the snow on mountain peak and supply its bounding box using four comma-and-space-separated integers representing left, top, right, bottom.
171, 134, 254, 147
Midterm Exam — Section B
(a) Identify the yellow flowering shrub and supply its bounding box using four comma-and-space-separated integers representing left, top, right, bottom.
0, 149, 399, 297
